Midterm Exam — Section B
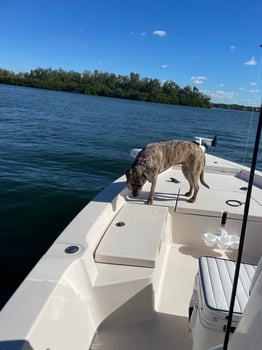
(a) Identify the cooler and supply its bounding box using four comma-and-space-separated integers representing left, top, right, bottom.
189, 256, 256, 350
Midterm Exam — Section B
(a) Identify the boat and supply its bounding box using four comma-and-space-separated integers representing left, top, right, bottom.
1, 135, 262, 350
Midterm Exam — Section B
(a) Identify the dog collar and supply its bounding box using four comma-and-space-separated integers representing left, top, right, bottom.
135, 157, 151, 171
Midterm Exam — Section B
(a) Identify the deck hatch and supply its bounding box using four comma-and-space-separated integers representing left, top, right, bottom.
95, 204, 168, 268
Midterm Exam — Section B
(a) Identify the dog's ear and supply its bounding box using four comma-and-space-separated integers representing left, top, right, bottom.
125, 169, 132, 181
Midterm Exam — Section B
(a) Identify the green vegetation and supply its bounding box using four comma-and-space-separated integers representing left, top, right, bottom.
212, 103, 259, 112
0, 67, 211, 108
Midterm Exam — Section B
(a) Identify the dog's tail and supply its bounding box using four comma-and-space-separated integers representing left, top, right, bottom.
200, 169, 209, 189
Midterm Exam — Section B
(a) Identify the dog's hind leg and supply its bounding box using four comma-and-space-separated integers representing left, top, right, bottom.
182, 164, 194, 198
182, 163, 201, 203
200, 169, 209, 189
187, 177, 199, 203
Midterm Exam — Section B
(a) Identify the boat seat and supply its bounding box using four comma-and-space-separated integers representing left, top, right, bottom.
190, 257, 258, 349
199, 256, 257, 317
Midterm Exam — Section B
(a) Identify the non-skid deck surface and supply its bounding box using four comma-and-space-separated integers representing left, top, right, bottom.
126, 166, 262, 220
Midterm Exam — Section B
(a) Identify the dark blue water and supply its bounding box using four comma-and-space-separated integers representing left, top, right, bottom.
0, 84, 260, 308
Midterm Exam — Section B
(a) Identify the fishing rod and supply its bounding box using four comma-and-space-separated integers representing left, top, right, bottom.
223, 45, 262, 350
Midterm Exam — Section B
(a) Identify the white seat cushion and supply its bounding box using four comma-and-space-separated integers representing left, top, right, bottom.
199, 256, 257, 314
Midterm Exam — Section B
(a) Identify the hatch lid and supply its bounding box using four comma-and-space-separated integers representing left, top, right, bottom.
95, 204, 168, 268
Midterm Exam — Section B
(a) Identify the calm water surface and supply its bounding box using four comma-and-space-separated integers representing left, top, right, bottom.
0, 84, 261, 308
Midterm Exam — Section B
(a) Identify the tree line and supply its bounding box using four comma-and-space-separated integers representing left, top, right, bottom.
212, 103, 258, 112
0, 67, 212, 108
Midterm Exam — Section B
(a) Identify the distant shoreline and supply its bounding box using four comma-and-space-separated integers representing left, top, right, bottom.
212, 103, 260, 112
0, 67, 259, 112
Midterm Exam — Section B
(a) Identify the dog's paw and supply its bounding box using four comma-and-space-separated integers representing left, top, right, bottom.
184, 191, 192, 197
146, 198, 153, 205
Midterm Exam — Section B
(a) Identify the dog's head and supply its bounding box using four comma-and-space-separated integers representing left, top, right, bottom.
125, 166, 149, 197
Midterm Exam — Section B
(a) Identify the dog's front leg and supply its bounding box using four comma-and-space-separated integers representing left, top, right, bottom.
146, 174, 158, 205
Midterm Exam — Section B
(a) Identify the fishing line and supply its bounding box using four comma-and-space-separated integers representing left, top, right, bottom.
242, 108, 255, 166
242, 50, 262, 166
223, 44, 262, 350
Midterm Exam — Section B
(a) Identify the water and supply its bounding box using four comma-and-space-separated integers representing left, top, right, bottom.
0, 84, 261, 309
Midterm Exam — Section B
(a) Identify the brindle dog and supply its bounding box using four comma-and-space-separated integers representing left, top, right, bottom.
126, 140, 209, 204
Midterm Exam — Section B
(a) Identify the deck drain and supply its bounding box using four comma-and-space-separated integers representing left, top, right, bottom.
115, 221, 125, 227
65, 245, 80, 254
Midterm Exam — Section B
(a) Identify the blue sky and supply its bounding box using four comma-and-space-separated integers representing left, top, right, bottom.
1, 0, 262, 106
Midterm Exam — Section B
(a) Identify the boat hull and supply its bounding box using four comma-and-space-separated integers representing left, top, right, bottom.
1, 153, 262, 350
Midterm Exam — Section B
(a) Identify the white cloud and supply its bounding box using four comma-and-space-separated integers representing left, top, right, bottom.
153, 30, 167, 37
250, 82, 257, 86
191, 76, 208, 85
162, 64, 168, 68
215, 90, 235, 99
201, 89, 235, 100
244, 56, 257, 66
239, 87, 245, 90
240, 98, 252, 103
202, 88, 260, 105
230, 45, 236, 52
140, 32, 147, 36
218, 83, 224, 88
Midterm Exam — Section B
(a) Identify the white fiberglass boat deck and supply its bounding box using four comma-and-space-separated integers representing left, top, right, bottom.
1, 153, 262, 350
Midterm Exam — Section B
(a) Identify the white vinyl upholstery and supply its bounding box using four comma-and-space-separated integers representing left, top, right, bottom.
249, 256, 262, 293
199, 256, 257, 314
